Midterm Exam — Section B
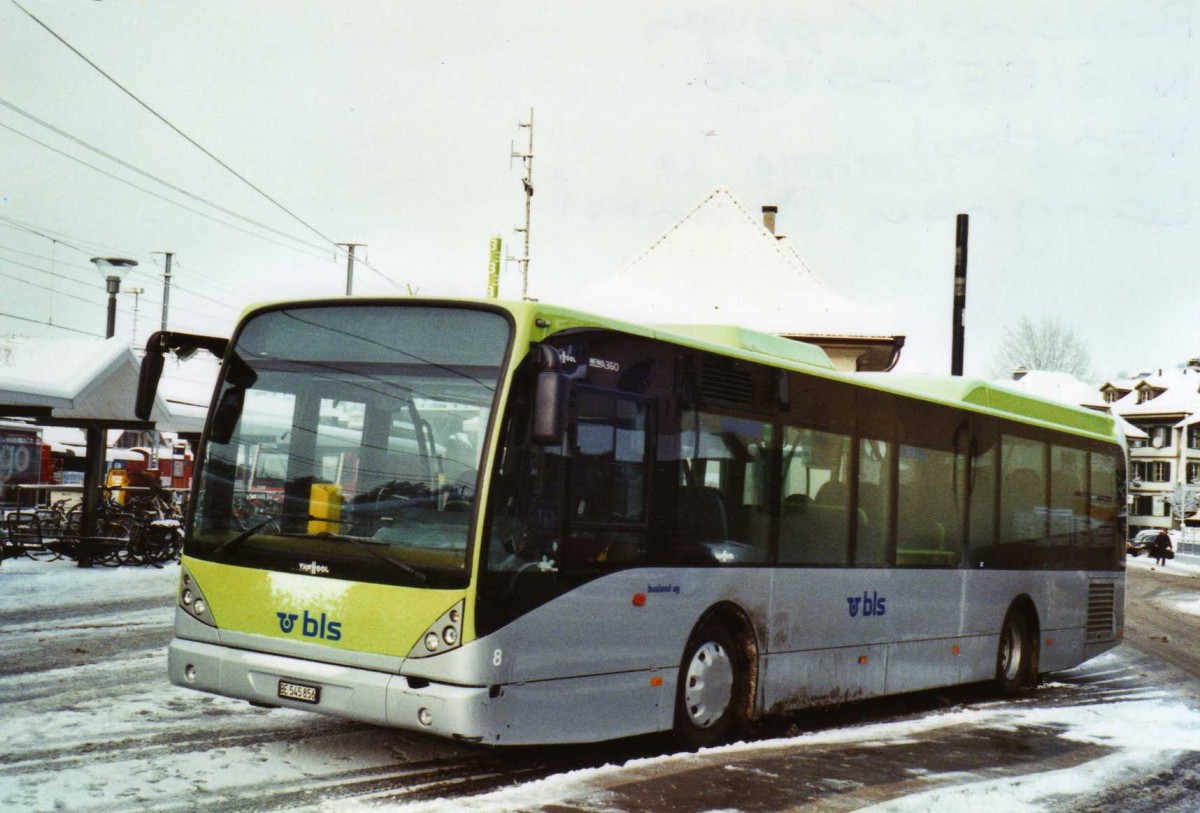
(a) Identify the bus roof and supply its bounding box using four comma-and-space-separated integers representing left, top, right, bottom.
233, 296, 1116, 444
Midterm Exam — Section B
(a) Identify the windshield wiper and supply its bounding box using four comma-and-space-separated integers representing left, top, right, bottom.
304, 532, 428, 585
213, 518, 275, 558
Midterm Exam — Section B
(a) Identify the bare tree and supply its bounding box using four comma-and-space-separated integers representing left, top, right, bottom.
989, 315, 1095, 380
1167, 483, 1200, 526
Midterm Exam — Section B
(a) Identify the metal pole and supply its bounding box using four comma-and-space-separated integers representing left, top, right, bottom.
951, 213, 969, 376
522, 111, 533, 300
338, 243, 366, 295
78, 424, 105, 568
510, 109, 535, 300
161, 252, 173, 332
105, 277, 120, 339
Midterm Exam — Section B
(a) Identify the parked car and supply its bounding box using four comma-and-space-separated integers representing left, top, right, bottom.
1127, 529, 1179, 557
1123, 532, 1152, 556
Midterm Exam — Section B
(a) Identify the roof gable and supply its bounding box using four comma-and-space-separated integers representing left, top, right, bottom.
572, 188, 896, 337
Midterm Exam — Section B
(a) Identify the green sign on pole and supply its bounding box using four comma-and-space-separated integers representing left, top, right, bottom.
487, 237, 502, 298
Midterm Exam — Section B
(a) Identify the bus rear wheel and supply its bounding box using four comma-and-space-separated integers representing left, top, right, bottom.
995, 609, 1032, 695
674, 620, 749, 749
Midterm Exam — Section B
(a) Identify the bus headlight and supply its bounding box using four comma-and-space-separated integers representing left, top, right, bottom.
408, 599, 464, 658
178, 565, 216, 628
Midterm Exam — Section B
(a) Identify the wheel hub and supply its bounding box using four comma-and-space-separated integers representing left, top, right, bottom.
684, 641, 734, 728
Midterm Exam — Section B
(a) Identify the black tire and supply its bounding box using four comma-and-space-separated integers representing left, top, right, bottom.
674, 620, 750, 749
995, 609, 1032, 696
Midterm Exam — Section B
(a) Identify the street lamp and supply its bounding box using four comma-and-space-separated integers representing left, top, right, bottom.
90, 257, 138, 339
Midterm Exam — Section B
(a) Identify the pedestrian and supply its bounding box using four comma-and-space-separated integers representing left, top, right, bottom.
1151, 529, 1174, 567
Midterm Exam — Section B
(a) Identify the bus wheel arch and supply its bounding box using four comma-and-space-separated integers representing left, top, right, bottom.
996, 595, 1040, 695
673, 603, 759, 749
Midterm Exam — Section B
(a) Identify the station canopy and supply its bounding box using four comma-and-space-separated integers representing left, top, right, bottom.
0, 336, 167, 428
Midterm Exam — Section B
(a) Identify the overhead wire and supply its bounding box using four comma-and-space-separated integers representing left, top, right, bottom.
0, 119, 338, 262
10, 0, 406, 291
0, 217, 243, 319
0, 311, 103, 337
0, 94, 335, 256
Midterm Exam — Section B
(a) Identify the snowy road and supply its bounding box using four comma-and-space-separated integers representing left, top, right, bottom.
2, 557, 1199, 812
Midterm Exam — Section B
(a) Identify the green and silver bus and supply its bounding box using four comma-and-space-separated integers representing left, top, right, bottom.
140, 298, 1125, 746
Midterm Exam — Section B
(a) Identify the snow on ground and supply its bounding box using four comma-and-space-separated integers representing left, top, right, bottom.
349, 685, 1200, 813
5, 556, 1200, 812
1127, 554, 1200, 617
0, 554, 180, 611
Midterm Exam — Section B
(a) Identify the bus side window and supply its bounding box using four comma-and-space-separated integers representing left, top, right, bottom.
1001, 435, 1048, 552
896, 444, 963, 567
1051, 445, 1088, 565
779, 426, 850, 565
562, 389, 650, 568
1083, 450, 1120, 567
967, 432, 998, 564
668, 411, 771, 565
855, 437, 892, 566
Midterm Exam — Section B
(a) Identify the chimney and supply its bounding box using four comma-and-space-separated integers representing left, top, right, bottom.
762, 205, 778, 235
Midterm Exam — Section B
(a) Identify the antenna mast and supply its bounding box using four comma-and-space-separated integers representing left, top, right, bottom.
509, 108, 535, 300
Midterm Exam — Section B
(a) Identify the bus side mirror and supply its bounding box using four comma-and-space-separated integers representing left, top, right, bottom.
136, 349, 165, 421
135, 330, 233, 421
209, 386, 245, 445
532, 345, 567, 445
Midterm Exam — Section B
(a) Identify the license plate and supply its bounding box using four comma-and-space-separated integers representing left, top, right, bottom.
278, 679, 320, 704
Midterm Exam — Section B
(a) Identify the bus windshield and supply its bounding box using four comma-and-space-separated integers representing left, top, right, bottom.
189, 304, 511, 586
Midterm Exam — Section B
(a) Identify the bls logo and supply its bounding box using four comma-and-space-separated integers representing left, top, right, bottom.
847, 591, 887, 618
276, 610, 343, 641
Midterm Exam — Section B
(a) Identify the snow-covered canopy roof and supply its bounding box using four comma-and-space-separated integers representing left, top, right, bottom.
569, 188, 898, 338
0, 336, 168, 425
1003, 370, 1102, 408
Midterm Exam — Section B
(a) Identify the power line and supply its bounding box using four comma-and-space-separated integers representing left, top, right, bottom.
0, 94, 335, 256
0, 213, 136, 261
0, 119, 338, 262
0, 310, 103, 337
10, 1, 341, 249
0, 264, 106, 309
8, 2, 407, 292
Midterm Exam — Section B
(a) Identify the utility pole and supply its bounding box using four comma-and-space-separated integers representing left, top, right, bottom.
509, 109, 534, 300
338, 243, 367, 295
125, 287, 145, 343
951, 214, 969, 376
159, 251, 173, 332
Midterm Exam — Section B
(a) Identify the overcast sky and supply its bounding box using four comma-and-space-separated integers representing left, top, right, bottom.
1, 1, 1195, 378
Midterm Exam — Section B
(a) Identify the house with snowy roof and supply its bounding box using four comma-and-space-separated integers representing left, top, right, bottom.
571, 188, 904, 372
1100, 365, 1200, 533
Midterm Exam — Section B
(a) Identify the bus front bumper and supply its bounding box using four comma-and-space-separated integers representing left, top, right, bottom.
168, 637, 490, 741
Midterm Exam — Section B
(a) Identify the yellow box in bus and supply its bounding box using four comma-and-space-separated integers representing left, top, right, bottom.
308, 483, 342, 534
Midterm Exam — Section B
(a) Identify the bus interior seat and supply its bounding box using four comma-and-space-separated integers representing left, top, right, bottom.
779, 482, 849, 564
783, 493, 810, 513
1003, 468, 1045, 544
815, 480, 848, 508
855, 482, 886, 563
676, 485, 728, 542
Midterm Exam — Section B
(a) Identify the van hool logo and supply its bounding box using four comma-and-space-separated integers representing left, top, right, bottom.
297, 561, 330, 576
847, 591, 887, 618
276, 610, 343, 641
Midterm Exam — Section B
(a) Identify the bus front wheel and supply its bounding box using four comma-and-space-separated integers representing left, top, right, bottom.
674, 620, 749, 749
995, 609, 1032, 695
